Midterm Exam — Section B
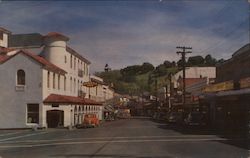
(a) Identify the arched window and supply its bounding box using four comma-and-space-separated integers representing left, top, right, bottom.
17, 69, 25, 85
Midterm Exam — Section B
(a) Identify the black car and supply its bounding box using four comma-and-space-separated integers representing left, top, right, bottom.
184, 112, 206, 126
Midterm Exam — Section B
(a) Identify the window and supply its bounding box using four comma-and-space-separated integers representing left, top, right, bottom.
0, 32, 3, 40
74, 78, 76, 92
70, 77, 72, 92
64, 76, 66, 91
83, 63, 86, 74
27, 104, 39, 124
78, 80, 79, 91
70, 55, 72, 68
53, 73, 55, 89
17, 69, 25, 85
47, 71, 50, 88
64, 56, 67, 63
58, 75, 60, 89
74, 57, 76, 70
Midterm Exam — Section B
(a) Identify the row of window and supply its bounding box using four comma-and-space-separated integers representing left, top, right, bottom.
47, 71, 66, 91
26, 104, 101, 124
47, 71, 86, 94
74, 105, 100, 113
65, 54, 89, 75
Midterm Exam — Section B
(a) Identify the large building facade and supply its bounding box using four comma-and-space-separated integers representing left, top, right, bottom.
202, 43, 250, 134
0, 28, 105, 129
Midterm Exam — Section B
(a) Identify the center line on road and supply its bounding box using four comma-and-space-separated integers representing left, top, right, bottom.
0, 138, 233, 148
0, 131, 50, 142
0, 131, 27, 137
0, 135, 218, 144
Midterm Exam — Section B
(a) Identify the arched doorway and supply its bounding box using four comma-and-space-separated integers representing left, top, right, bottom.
47, 110, 64, 128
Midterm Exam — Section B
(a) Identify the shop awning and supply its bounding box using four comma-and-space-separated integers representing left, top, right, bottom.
43, 94, 102, 105
216, 88, 250, 97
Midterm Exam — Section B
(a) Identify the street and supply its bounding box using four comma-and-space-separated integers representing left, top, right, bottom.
0, 118, 249, 158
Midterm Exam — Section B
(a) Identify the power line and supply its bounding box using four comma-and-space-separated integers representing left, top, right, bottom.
197, 19, 249, 55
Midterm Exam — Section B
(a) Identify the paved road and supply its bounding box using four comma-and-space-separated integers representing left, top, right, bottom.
0, 118, 249, 158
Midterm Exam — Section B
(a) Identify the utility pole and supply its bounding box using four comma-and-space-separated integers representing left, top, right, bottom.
168, 72, 172, 111
154, 78, 158, 107
176, 46, 192, 107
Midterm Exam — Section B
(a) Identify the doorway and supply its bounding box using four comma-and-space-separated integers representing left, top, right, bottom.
47, 110, 64, 128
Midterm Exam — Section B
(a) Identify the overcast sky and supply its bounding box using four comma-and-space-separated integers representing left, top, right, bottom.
0, 0, 249, 73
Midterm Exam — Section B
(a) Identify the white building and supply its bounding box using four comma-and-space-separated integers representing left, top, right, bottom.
89, 75, 114, 102
172, 67, 216, 89
0, 28, 103, 129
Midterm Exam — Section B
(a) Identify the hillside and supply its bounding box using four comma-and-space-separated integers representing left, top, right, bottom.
95, 54, 223, 95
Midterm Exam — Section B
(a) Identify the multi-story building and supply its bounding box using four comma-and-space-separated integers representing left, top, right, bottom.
172, 67, 216, 90
89, 75, 114, 102
202, 43, 250, 134
170, 67, 216, 110
0, 27, 103, 129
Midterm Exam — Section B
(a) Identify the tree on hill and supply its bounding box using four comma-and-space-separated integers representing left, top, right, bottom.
204, 54, 217, 66
187, 55, 204, 66
140, 62, 154, 74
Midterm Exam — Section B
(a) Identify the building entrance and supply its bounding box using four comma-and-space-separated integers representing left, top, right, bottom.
47, 110, 64, 128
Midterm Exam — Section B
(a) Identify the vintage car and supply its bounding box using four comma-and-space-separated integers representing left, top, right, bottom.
76, 114, 100, 128
184, 112, 206, 126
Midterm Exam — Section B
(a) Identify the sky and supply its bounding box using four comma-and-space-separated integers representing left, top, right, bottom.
0, 0, 249, 73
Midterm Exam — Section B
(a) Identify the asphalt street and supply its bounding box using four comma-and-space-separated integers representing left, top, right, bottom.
0, 118, 249, 158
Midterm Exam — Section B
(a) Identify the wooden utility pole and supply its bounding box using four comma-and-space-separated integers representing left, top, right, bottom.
176, 46, 192, 107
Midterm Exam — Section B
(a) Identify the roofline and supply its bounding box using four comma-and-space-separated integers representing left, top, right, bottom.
44, 32, 69, 41
0, 27, 11, 34
66, 46, 91, 65
0, 49, 67, 75
232, 43, 250, 57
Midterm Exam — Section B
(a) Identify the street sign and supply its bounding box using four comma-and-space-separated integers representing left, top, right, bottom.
203, 80, 234, 92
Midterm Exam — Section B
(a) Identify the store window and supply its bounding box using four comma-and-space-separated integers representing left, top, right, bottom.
27, 104, 39, 124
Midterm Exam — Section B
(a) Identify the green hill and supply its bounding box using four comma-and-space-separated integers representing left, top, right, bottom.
95, 54, 222, 95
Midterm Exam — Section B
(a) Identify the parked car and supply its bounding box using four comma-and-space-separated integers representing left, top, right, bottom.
184, 112, 206, 126
168, 112, 183, 124
76, 114, 100, 128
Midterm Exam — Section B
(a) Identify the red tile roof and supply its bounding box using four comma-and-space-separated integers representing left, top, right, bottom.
43, 94, 102, 106
44, 32, 69, 41
0, 49, 66, 75
21, 50, 66, 74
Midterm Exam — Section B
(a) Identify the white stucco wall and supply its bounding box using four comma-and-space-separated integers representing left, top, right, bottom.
172, 67, 216, 88
0, 33, 8, 48
0, 53, 43, 128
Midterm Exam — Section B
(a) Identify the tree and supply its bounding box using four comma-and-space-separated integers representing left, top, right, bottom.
140, 62, 154, 74
163, 60, 172, 68
177, 59, 184, 68
204, 54, 217, 66
187, 56, 204, 66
